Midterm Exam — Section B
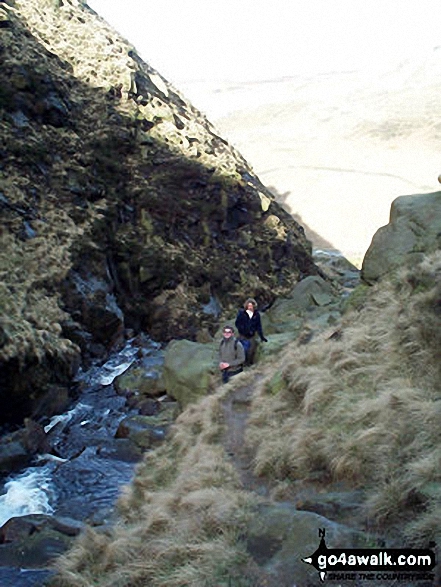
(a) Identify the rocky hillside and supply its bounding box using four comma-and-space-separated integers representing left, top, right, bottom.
0, 0, 318, 423
51, 216, 441, 587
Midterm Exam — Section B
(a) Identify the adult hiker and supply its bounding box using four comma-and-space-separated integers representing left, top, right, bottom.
235, 297, 267, 365
219, 325, 246, 384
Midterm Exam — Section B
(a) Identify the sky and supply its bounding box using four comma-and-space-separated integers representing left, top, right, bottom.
87, 0, 441, 86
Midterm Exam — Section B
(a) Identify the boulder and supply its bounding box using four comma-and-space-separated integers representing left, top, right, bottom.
135, 397, 160, 416
115, 405, 178, 449
313, 249, 360, 300
295, 488, 365, 527
0, 348, 80, 426
0, 514, 81, 568
61, 271, 125, 350
255, 332, 300, 362
114, 363, 166, 398
30, 384, 71, 421
262, 302, 303, 335
362, 191, 441, 283
0, 440, 29, 473
263, 276, 338, 335
0, 514, 83, 543
246, 502, 370, 587
285, 275, 337, 309
162, 339, 216, 407
0, 419, 52, 473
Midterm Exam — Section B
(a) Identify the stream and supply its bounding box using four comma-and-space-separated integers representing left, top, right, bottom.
0, 336, 164, 586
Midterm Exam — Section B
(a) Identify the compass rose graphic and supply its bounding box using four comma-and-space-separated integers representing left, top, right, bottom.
302, 531, 329, 583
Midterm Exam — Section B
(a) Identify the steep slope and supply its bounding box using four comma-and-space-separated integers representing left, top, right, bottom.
53, 253, 441, 587
0, 0, 318, 423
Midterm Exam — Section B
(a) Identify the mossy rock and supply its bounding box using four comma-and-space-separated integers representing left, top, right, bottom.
361, 191, 441, 283
263, 298, 302, 336
255, 332, 299, 362
162, 339, 216, 407
114, 364, 165, 397
246, 502, 371, 586
115, 414, 172, 449
0, 515, 77, 568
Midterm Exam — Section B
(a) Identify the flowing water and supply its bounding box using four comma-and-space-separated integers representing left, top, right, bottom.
0, 468, 55, 528
0, 337, 164, 586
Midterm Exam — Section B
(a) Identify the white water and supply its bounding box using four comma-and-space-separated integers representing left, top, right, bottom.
98, 341, 146, 385
0, 468, 55, 527
73, 341, 140, 387
0, 339, 162, 535
43, 402, 90, 434
99, 357, 136, 386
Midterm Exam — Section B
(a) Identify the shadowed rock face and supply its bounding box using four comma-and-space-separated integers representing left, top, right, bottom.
0, 0, 318, 423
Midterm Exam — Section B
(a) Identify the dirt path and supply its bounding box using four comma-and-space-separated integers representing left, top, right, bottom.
221, 373, 271, 497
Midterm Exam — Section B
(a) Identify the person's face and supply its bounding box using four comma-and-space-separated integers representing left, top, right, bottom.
223, 328, 233, 339
246, 303, 254, 311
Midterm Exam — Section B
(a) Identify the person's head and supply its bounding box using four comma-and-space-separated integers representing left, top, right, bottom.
222, 325, 234, 339
244, 298, 257, 311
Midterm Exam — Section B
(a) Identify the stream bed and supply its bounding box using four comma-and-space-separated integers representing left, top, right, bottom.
0, 337, 164, 586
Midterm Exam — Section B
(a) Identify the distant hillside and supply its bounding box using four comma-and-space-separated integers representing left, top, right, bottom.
0, 0, 318, 423
186, 56, 441, 263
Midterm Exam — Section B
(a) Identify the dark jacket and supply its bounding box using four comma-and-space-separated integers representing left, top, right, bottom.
235, 309, 265, 341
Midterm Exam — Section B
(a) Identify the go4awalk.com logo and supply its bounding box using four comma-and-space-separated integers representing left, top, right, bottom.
302, 528, 436, 583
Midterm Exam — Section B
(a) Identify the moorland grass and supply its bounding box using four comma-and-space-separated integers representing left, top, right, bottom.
247, 251, 441, 545
53, 253, 441, 585
53, 380, 262, 586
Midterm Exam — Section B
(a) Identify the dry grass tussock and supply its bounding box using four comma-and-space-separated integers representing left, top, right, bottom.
54, 255, 441, 583
54, 382, 261, 587
0, 209, 84, 362
248, 251, 441, 544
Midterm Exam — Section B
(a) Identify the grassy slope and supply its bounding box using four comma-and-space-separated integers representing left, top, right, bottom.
53, 253, 441, 585
54, 380, 265, 586
248, 252, 441, 543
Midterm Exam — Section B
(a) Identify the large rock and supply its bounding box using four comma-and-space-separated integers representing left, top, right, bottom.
0, 419, 53, 472
263, 276, 338, 334
162, 339, 215, 407
0, 514, 82, 568
61, 271, 125, 354
0, 347, 80, 426
114, 363, 166, 398
255, 331, 300, 362
115, 404, 178, 449
246, 502, 370, 587
362, 191, 441, 283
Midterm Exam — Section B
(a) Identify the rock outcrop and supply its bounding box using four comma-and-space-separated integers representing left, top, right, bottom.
0, 0, 319, 423
362, 191, 441, 283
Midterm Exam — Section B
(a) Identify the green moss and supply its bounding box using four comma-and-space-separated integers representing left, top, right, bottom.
201, 220, 211, 247
8, 137, 53, 165
342, 283, 371, 313
140, 209, 154, 234
264, 371, 285, 396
